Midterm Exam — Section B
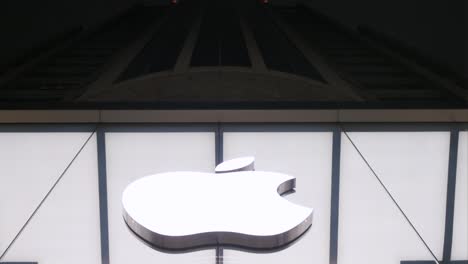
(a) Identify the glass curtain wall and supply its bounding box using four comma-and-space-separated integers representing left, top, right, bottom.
0, 132, 101, 264
0, 125, 466, 264
105, 132, 216, 264
222, 132, 333, 264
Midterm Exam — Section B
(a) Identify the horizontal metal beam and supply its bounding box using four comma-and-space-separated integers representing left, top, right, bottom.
0, 109, 468, 123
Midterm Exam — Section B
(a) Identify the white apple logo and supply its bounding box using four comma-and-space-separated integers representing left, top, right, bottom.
122, 157, 313, 250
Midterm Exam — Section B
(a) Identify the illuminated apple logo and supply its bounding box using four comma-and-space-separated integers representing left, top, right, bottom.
122, 157, 313, 250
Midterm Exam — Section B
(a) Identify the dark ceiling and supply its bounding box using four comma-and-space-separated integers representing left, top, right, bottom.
0, 0, 466, 109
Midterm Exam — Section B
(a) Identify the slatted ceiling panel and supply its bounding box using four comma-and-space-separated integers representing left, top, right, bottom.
0, 90, 66, 102
326, 49, 376, 56
378, 97, 449, 104
118, 2, 199, 81
46, 57, 104, 65
0, 6, 164, 102
355, 73, 424, 84
22, 81, 82, 89
220, 8, 250, 66
190, 0, 250, 67
341, 65, 409, 74
190, 6, 220, 66
369, 89, 445, 98
28, 67, 99, 77
249, 7, 288, 72
333, 56, 391, 65
277, 6, 463, 104
246, 4, 325, 82
1, 2, 464, 107
248, 11, 288, 72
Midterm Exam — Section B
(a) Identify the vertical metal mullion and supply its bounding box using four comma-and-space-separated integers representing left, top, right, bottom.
216, 247, 224, 264
329, 127, 341, 264
442, 128, 460, 262
215, 123, 224, 264
97, 128, 110, 264
215, 123, 224, 166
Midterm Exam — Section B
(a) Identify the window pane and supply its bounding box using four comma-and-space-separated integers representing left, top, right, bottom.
105, 132, 215, 264
452, 131, 468, 260
222, 132, 333, 264
0, 132, 101, 263
339, 132, 449, 263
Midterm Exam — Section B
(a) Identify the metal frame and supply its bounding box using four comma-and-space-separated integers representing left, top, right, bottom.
330, 127, 341, 264
100, 123, 218, 133
0, 124, 96, 133
0, 122, 467, 264
97, 128, 110, 264
443, 129, 460, 262
215, 123, 224, 263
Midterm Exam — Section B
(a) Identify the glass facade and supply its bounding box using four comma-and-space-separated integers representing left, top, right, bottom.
0, 132, 101, 263
106, 132, 216, 264
453, 131, 468, 260
339, 132, 449, 263
223, 132, 333, 264
0, 124, 466, 264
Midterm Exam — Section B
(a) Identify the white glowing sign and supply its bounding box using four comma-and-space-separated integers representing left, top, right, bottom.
122, 157, 313, 250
